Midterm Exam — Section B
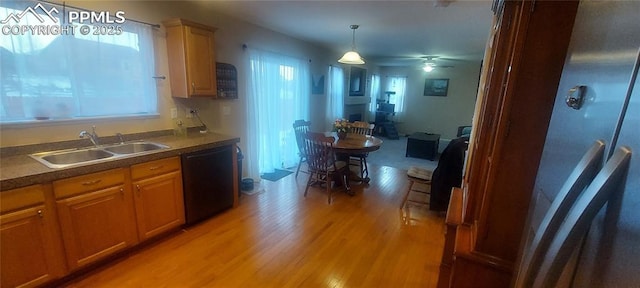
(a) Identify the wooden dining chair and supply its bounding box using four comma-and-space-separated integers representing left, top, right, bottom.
349, 121, 375, 181
532, 146, 631, 288
292, 120, 311, 178
516, 140, 605, 288
301, 132, 350, 203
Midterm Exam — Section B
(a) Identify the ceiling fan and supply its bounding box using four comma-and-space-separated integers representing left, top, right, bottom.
420, 56, 454, 72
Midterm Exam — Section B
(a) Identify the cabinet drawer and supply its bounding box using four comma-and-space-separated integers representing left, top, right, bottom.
131, 157, 180, 180
1, 184, 45, 214
53, 168, 126, 199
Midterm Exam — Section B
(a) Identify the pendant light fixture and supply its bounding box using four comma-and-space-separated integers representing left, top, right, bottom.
338, 25, 365, 65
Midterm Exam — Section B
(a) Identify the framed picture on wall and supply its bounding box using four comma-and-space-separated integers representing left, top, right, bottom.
349, 67, 366, 96
312, 74, 325, 95
424, 78, 449, 96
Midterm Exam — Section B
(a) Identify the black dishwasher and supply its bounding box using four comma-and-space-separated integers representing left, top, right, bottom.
181, 145, 234, 225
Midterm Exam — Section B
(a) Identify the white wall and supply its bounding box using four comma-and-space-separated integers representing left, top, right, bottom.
380, 61, 481, 140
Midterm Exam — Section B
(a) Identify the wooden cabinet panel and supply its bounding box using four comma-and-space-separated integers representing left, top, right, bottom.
1, 185, 65, 288
53, 168, 126, 199
0, 185, 44, 213
133, 170, 184, 241
474, 0, 579, 261
55, 170, 137, 271
185, 25, 217, 96
164, 18, 218, 98
1, 207, 58, 288
441, 1, 580, 287
131, 157, 181, 180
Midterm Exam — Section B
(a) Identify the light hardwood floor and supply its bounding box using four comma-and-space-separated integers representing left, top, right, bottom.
63, 164, 445, 287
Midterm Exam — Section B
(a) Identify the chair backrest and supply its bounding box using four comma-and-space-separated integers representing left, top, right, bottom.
293, 120, 311, 154
350, 121, 374, 136
516, 140, 605, 288
302, 132, 336, 174
532, 146, 631, 288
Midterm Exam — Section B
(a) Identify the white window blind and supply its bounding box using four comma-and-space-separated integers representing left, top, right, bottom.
0, 1, 158, 123
326, 65, 344, 126
369, 73, 380, 117
386, 76, 407, 122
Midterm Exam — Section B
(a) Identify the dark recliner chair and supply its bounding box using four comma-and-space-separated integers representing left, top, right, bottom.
429, 136, 469, 212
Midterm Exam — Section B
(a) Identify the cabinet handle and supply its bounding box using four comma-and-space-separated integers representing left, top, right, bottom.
81, 179, 102, 186
135, 184, 140, 196
149, 165, 163, 170
37, 209, 43, 218
191, 82, 195, 93
120, 188, 124, 196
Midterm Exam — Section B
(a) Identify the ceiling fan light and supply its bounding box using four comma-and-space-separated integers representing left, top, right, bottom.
339, 51, 365, 64
423, 64, 434, 72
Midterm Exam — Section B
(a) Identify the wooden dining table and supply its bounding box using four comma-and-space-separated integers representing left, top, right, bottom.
327, 132, 383, 153
324, 132, 383, 187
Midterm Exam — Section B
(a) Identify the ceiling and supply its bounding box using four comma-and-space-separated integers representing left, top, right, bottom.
189, 0, 495, 67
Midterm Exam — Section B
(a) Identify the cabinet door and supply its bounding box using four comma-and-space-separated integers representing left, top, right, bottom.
56, 185, 137, 270
133, 171, 185, 241
185, 25, 217, 96
1, 205, 63, 288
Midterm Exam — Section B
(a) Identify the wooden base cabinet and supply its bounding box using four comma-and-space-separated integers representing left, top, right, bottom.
131, 157, 185, 241
54, 168, 138, 271
1, 157, 186, 286
1, 185, 66, 288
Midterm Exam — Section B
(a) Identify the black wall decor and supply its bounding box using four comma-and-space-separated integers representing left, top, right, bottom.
349, 67, 366, 96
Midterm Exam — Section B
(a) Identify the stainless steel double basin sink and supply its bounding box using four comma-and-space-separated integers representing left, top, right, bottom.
30, 141, 169, 169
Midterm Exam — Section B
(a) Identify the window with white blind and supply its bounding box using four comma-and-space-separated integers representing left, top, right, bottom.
0, 1, 157, 124
368, 73, 380, 117
385, 76, 407, 122
326, 65, 344, 125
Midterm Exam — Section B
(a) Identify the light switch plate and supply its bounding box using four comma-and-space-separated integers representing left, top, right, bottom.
170, 108, 177, 119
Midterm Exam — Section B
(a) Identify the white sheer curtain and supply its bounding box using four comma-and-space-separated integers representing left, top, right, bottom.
368, 74, 381, 120
325, 65, 344, 128
0, 1, 157, 123
385, 76, 407, 122
244, 48, 310, 179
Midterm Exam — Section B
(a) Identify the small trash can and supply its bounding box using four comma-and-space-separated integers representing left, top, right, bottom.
241, 178, 254, 191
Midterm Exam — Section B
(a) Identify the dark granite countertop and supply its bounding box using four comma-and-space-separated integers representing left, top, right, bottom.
0, 130, 240, 191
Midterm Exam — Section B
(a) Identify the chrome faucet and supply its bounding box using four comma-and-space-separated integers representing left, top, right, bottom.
79, 126, 100, 147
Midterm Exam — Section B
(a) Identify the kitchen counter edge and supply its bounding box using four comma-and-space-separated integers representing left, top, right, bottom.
0, 132, 240, 191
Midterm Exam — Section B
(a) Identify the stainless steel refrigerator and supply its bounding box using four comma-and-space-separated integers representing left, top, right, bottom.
518, 1, 639, 287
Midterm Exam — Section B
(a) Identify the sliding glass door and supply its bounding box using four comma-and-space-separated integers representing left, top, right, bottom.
245, 48, 310, 178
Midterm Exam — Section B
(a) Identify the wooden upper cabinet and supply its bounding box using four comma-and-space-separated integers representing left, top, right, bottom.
164, 18, 218, 98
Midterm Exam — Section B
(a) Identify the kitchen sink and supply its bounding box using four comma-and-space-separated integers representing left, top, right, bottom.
103, 142, 168, 155
41, 149, 114, 165
30, 141, 169, 169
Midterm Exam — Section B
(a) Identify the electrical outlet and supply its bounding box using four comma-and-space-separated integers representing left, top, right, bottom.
170, 108, 177, 119
185, 108, 193, 118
